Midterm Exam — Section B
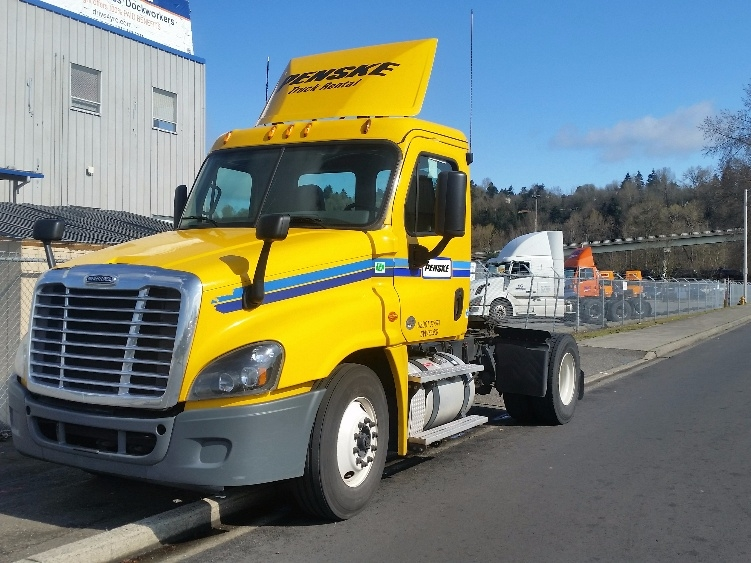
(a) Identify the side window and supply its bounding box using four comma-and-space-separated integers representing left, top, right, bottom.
511, 262, 531, 275
581, 268, 594, 280
209, 167, 253, 220
71, 64, 101, 114
404, 155, 455, 236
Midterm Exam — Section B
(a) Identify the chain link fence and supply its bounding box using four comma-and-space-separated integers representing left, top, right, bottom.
470, 266, 750, 332
1, 243, 93, 430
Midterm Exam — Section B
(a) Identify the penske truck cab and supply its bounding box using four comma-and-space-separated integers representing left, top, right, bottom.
9, 39, 583, 520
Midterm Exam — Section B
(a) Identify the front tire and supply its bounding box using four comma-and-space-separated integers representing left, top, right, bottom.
291, 364, 388, 520
488, 298, 513, 326
533, 334, 580, 425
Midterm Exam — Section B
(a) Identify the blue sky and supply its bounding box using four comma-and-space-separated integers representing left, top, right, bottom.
188, 0, 751, 194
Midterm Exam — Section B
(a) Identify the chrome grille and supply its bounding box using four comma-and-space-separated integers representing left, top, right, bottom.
29, 283, 181, 398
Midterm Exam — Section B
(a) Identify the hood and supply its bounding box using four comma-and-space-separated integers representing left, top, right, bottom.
63, 228, 375, 294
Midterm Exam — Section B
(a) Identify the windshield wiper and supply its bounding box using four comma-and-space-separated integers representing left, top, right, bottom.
181, 215, 218, 227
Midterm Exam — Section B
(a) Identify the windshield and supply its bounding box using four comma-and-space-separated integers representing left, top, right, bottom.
179, 142, 399, 230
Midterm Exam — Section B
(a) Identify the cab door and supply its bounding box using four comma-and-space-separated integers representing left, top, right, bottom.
392, 149, 470, 342
507, 262, 533, 305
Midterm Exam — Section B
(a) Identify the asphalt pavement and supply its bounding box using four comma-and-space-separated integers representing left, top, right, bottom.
5, 304, 751, 563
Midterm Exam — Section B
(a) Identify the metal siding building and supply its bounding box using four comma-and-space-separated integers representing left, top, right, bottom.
0, 0, 205, 218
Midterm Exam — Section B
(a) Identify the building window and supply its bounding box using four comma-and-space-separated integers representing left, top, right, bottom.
153, 88, 177, 133
71, 64, 101, 114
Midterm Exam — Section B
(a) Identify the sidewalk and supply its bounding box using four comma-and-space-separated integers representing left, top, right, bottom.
578, 304, 751, 383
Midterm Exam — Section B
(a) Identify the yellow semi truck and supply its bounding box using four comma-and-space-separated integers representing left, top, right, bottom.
8, 39, 583, 520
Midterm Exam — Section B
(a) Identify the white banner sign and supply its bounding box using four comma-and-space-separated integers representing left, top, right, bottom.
43, 0, 194, 54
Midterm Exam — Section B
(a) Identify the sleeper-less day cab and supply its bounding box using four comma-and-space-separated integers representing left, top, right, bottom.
9, 39, 583, 520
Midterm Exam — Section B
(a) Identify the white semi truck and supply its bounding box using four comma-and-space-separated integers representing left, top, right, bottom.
469, 231, 565, 324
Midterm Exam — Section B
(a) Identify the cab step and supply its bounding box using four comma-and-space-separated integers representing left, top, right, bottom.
407, 363, 484, 384
408, 414, 488, 447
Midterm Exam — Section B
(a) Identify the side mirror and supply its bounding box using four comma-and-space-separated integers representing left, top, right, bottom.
243, 214, 291, 309
33, 219, 65, 268
435, 171, 467, 237
256, 213, 291, 242
408, 171, 467, 270
174, 184, 188, 229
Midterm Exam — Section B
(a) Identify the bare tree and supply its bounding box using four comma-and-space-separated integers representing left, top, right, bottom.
701, 82, 751, 165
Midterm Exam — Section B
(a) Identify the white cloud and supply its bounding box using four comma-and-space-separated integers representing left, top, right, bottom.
551, 102, 714, 162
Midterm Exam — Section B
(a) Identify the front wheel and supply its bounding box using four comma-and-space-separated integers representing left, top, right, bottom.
488, 298, 513, 326
291, 364, 389, 520
533, 334, 581, 425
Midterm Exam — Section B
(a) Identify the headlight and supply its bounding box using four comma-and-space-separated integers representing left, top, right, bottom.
13, 332, 31, 382
188, 342, 284, 400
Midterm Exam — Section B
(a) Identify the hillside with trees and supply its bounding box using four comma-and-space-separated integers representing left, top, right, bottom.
471, 80, 751, 279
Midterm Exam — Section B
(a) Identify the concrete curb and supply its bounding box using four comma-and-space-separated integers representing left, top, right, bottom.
584, 313, 751, 386
15, 488, 269, 563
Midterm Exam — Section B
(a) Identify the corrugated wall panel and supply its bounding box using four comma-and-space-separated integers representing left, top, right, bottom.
1, 0, 205, 218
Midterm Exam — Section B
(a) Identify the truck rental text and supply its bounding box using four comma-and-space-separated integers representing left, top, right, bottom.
8, 39, 584, 520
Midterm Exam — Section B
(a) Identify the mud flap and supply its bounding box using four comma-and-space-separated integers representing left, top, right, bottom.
492, 327, 551, 398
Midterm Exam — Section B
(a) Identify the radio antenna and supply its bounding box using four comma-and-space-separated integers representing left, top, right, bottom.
265, 57, 270, 102
468, 9, 474, 165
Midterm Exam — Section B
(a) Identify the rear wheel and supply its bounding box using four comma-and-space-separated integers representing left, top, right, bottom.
630, 298, 652, 318
581, 298, 603, 323
533, 334, 580, 425
607, 300, 633, 322
291, 364, 388, 520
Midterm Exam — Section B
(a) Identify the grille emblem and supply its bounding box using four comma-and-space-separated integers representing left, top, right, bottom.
85, 274, 117, 285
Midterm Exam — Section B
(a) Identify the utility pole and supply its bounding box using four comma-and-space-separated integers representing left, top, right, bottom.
744, 188, 748, 304
531, 190, 539, 232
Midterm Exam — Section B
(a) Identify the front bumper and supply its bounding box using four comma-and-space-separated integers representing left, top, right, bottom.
8, 377, 324, 489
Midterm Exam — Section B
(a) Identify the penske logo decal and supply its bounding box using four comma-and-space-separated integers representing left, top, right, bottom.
422, 258, 452, 279
279, 62, 400, 94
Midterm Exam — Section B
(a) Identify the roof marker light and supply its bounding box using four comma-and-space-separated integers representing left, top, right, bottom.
267, 125, 277, 140
302, 122, 313, 137
361, 119, 372, 134
283, 124, 295, 138
222, 131, 233, 144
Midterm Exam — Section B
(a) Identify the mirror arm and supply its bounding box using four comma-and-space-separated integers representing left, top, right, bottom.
243, 240, 273, 309
408, 236, 452, 270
